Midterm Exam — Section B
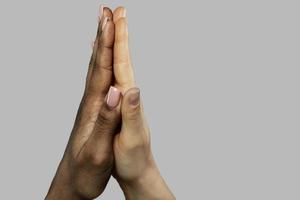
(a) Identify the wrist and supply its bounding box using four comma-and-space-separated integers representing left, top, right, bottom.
118, 166, 175, 200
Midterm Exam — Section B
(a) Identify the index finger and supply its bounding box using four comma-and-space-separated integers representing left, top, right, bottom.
113, 7, 135, 92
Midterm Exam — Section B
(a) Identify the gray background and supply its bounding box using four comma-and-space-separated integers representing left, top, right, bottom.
0, 0, 299, 199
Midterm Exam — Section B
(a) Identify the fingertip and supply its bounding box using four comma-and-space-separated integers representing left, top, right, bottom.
97, 7, 113, 37
127, 88, 140, 108
121, 87, 143, 133
103, 7, 113, 18
98, 7, 113, 25
122, 87, 140, 111
113, 6, 126, 22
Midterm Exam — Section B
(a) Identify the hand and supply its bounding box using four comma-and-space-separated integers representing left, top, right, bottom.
45, 7, 121, 200
111, 7, 176, 200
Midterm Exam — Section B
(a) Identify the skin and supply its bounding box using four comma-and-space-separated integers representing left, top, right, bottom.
45, 7, 118, 200
112, 7, 175, 200
45, 6, 175, 200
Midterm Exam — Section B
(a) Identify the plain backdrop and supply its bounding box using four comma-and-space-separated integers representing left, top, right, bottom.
0, 0, 299, 199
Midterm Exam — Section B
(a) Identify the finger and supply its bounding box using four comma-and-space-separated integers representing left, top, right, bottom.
86, 19, 115, 100
113, 7, 135, 92
74, 7, 113, 136
80, 86, 121, 164
86, 6, 112, 91
121, 87, 144, 137
70, 7, 115, 158
113, 6, 126, 22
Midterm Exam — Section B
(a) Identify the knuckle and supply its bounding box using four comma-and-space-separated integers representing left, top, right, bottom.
125, 141, 143, 151
114, 59, 130, 67
123, 127, 150, 151
94, 58, 113, 71
124, 137, 148, 151
90, 153, 105, 166
125, 104, 140, 117
100, 40, 114, 49
89, 151, 112, 167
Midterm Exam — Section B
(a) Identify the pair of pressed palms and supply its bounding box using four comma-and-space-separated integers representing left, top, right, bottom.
45, 6, 175, 200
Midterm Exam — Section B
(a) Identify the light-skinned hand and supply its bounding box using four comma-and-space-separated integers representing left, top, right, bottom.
112, 7, 175, 200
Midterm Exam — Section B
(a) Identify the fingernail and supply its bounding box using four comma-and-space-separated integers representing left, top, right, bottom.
102, 17, 108, 30
128, 88, 140, 107
106, 86, 121, 109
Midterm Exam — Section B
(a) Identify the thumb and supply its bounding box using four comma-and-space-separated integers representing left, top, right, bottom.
93, 86, 122, 140
82, 86, 121, 163
121, 87, 144, 135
